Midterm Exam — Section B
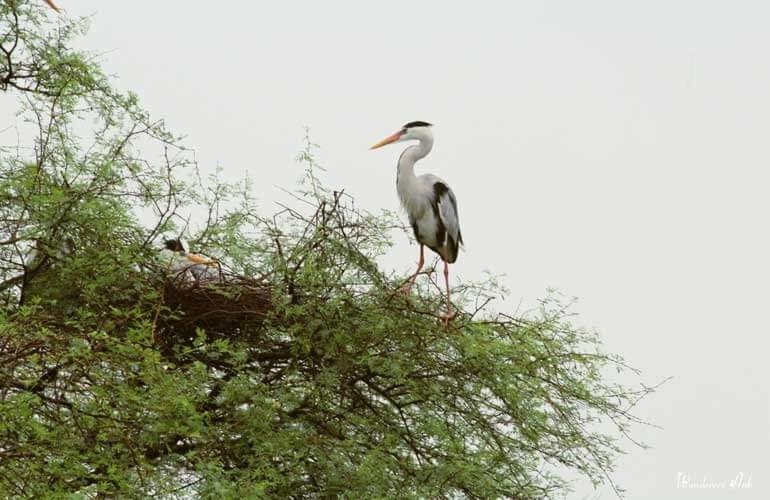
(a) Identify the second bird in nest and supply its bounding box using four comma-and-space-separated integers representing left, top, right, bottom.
160, 239, 219, 285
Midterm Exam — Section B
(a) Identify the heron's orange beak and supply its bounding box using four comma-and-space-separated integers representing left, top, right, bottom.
370, 131, 402, 150
44, 0, 61, 12
187, 253, 217, 266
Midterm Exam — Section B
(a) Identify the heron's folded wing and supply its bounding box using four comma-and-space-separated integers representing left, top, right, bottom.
434, 183, 462, 245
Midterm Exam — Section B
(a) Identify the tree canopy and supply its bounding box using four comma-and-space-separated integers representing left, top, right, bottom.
0, 3, 656, 498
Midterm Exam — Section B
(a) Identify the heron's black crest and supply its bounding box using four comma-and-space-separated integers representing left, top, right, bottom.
164, 239, 185, 252
403, 121, 433, 129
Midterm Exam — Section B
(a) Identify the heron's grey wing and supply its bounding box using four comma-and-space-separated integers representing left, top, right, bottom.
436, 184, 462, 244
433, 182, 463, 262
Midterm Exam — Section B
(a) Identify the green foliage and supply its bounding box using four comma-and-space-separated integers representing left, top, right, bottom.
0, 3, 655, 498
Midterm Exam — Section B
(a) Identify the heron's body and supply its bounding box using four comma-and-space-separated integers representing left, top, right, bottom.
398, 162, 462, 264
372, 121, 462, 322
161, 240, 218, 283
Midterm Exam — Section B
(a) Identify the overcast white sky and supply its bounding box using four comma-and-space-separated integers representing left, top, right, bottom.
5, 1, 770, 498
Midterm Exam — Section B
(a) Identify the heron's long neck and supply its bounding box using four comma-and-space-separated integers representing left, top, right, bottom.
397, 137, 433, 186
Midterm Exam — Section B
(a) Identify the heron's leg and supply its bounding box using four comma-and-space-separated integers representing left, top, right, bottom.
400, 244, 424, 294
441, 259, 456, 325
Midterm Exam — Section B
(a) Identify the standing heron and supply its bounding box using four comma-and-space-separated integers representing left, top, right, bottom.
371, 121, 463, 322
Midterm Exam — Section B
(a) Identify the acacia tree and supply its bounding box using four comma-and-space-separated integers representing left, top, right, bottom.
0, 3, 657, 498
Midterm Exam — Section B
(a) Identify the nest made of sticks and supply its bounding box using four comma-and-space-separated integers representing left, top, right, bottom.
157, 270, 272, 347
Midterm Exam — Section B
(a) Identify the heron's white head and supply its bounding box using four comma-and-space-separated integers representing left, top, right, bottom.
370, 121, 433, 150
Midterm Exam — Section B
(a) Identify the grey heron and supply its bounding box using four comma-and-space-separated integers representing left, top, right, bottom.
161, 239, 218, 284
371, 121, 463, 323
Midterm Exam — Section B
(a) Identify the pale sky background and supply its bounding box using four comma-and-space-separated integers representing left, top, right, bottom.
4, 1, 770, 498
